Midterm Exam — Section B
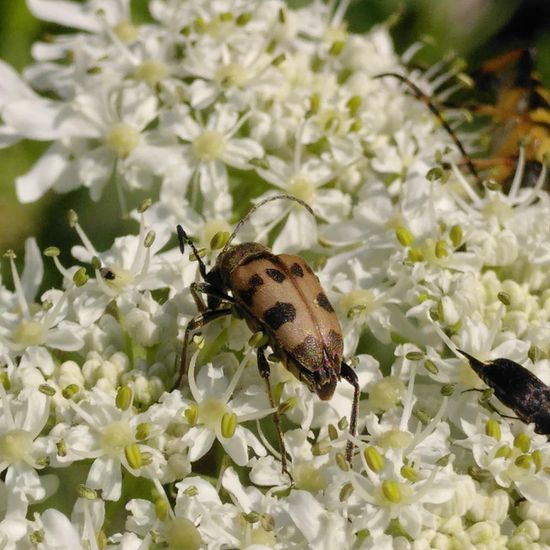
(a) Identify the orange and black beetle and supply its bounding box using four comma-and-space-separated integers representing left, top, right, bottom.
176, 195, 360, 472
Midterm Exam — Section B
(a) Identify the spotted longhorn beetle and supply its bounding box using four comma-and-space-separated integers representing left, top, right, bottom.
176, 195, 360, 472
458, 349, 550, 435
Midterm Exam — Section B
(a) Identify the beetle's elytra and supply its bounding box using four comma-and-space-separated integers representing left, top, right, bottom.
176, 195, 360, 473
459, 349, 550, 435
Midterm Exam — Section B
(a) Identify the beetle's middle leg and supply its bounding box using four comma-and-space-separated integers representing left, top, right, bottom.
341, 362, 360, 463
257, 346, 292, 480
176, 307, 233, 388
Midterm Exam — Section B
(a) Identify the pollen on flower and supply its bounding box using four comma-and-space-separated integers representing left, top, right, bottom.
134, 60, 170, 87
198, 398, 231, 431
250, 527, 277, 547
100, 421, 135, 456
0, 429, 34, 464
112, 21, 138, 43
482, 199, 513, 223
378, 428, 414, 450
105, 123, 141, 157
341, 289, 376, 318
287, 175, 315, 202
13, 319, 45, 346
101, 267, 134, 290
192, 130, 227, 161
368, 376, 405, 412
165, 517, 202, 550
293, 463, 328, 493
215, 62, 247, 88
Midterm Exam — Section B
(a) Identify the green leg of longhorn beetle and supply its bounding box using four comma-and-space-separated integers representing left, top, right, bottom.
257, 346, 292, 481
176, 307, 233, 388
341, 362, 360, 463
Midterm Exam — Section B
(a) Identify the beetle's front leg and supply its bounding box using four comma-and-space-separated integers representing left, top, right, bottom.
257, 346, 292, 481
190, 282, 234, 312
176, 307, 233, 388
341, 362, 361, 463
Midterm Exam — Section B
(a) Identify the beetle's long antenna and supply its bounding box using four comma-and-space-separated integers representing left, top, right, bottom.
374, 72, 482, 186
176, 224, 208, 279
222, 194, 315, 253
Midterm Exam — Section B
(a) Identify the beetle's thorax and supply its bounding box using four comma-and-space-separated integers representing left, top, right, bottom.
215, 242, 270, 287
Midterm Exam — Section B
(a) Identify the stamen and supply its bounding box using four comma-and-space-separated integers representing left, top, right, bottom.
399, 361, 417, 431
8, 254, 31, 319
507, 147, 526, 200
222, 348, 254, 403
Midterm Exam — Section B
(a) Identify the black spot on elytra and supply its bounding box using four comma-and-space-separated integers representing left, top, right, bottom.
238, 274, 264, 306
317, 292, 334, 312
263, 301, 296, 330
266, 268, 286, 283
290, 263, 304, 277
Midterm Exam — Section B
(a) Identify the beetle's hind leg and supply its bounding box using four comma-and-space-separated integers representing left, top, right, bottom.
341, 362, 361, 463
257, 346, 292, 481
175, 307, 233, 388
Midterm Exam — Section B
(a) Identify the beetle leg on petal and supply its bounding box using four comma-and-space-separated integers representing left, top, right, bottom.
341, 361, 361, 463
176, 307, 233, 388
257, 346, 292, 481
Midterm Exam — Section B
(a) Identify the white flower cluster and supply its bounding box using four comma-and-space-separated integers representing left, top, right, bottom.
1, 0, 550, 548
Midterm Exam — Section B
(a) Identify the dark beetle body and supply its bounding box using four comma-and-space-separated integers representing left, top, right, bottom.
212, 242, 343, 400
459, 350, 550, 435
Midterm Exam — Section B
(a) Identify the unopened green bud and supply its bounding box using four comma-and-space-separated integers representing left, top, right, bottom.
116, 385, 133, 410
400, 464, 418, 482
514, 433, 530, 453
435, 240, 448, 258
396, 226, 414, 247
138, 198, 152, 213
364, 446, 385, 472
339, 482, 354, 502
39, 384, 56, 396
155, 499, 169, 521
329, 40, 345, 56
450, 224, 463, 247
423, 359, 439, 375
210, 231, 230, 250
67, 209, 78, 227
382, 480, 401, 503
73, 267, 89, 287
44, 246, 60, 257
136, 422, 150, 441
236, 12, 252, 26
485, 418, 501, 441
278, 397, 296, 414
221, 412, 237, 438
77, 484, 98, 500
62, 384, 80, 399
184, 404, 198, 425
144, 230, 155, 248
495, 445, 512, 459
515, 454, 531, 469
125, 443, 142, 469
346, 95, 362, 116
440, 383, 456, 396
335, 452, 349, 471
